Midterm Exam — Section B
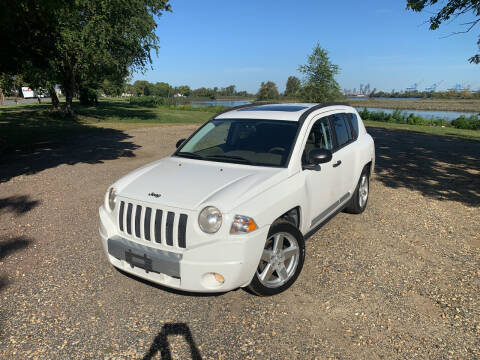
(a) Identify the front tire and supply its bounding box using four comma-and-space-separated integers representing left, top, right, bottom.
248, 221, 305, 296
345, 168, 370, 214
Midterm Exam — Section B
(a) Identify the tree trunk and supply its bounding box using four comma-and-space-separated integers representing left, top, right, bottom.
63, 78, 74, 117
62, 61, 76, 117
48, 85, 60, 110
0, 88, 3, 105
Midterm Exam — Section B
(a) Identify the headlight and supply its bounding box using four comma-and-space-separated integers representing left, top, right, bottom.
198, 206, 222, 233
230, 215, 257, 234
107, 188, 117, 211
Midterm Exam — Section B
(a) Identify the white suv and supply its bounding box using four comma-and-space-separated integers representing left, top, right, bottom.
99, 103, 375, 296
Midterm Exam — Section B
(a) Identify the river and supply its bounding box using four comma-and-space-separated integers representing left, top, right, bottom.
190, 100, 476, 121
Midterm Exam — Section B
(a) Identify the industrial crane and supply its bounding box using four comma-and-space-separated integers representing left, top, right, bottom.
425, 80, 443, 92
406, 80, 424, 91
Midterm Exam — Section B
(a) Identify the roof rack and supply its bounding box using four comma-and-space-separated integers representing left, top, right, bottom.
209, 102, 279, 120
297, 102, 350, 125
209, 101, 350, 122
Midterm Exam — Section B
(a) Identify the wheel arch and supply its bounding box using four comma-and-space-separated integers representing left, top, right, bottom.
272, 206, 302, 229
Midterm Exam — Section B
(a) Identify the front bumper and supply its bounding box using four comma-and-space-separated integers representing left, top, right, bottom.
99, 205, 269, 293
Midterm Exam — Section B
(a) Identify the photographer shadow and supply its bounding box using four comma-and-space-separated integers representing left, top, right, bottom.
141, 323, 202, 360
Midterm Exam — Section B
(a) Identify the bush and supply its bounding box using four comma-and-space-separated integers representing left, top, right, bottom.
129, 96, 165, 107
451, 115, 480, 130
359, 108, 480, 130
79, 87, 99, 106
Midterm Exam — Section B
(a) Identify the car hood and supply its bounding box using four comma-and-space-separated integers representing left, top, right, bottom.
115, 156, 287, 211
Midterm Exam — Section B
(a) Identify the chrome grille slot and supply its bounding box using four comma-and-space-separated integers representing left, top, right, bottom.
118, 201, 187, 249
166, 212, 175, 246
119, 201, 125, 231
144, 207, 152, 241
126, 203, 133, 235
134, 205, 142, 238
178, 214, 187, 248
154, 209, 163, 243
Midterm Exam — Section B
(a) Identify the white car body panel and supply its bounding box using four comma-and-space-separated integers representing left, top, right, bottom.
99, 103, 375, 292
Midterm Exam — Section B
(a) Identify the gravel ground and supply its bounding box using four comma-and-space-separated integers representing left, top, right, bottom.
0, 124, 479, 359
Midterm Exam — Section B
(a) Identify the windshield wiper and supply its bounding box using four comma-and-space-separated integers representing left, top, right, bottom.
176, 151, 204, 159
205, 154, 253, 165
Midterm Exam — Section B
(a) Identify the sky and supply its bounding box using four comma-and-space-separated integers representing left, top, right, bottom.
132, 0, 479, 93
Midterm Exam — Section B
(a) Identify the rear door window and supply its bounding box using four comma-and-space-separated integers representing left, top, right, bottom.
347, 113, 359, 139
331, 114, 352, 148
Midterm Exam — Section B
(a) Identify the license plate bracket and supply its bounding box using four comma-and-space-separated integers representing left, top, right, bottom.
125, 249, 153, 273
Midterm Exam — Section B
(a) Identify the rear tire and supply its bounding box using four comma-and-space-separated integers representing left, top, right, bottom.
345, 168, 370, 214
248, 221, 305, 296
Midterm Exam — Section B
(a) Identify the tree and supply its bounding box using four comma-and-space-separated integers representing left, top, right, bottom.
153, 82, 172, 97
0, 0, 171, 115
284, 76, 301, 97
225, 85, 236, 96
298, 43, 343, 103
406, 1, 480, 63
100, 76, 126, 97
177, 85, 191, 96
257, 81, 279, 100
132, 80, 153, 96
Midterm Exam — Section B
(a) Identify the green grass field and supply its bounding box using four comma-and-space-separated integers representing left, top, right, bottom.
1, 100, 479, 157
363, 120, 480, 142
0, 100, 215, 155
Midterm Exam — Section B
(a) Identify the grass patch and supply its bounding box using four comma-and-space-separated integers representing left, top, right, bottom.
2, 99, 479, 158
0, 100, 217, 156
364, 120, 480, 142
0, 103, 105, 156
349, 98, 480, 113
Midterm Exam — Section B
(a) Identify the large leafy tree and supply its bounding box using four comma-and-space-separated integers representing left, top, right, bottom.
176, 85, 191, 96
257, 81, 279, 100
153, 82, 172, 97
0, 1, 61, 104
0, 0, 171, 115
298, 43, 343, 103
407, 1, 480, 63
284, 76, 301, 97
132, 80, 153, 96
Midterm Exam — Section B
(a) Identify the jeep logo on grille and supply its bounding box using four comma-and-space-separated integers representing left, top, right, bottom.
148, 192, 161, 198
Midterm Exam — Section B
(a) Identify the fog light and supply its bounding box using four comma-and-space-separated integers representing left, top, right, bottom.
213, 273, 225, 284
201, 272, 226, 288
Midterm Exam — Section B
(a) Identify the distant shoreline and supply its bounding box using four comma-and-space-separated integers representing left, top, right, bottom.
347, 99, 480, 113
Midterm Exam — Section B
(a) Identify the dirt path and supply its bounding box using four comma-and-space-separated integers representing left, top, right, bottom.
1, 125, 479, 359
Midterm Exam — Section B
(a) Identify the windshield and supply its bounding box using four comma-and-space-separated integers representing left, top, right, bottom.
175, 119, 299, 167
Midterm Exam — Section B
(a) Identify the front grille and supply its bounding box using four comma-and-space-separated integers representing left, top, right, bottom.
118, 200, 188, 249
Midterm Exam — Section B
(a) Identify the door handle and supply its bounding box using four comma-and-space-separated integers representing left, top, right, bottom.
333, 160, 342, 168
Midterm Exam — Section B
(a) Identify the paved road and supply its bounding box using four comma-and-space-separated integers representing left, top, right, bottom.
0, 125, 479, 359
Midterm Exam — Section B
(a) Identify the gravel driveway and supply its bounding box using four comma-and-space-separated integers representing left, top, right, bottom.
1, 124, 479, 359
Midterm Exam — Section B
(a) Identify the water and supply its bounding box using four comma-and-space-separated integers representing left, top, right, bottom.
347, 97, 423, 101
190, 100, 251, 108
358, 107, 476, 121
189, 100, 476, 121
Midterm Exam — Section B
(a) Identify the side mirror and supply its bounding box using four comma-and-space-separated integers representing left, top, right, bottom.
176, 138, 186, 148
304, 149, 332, 170
309, 148, 332, 164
